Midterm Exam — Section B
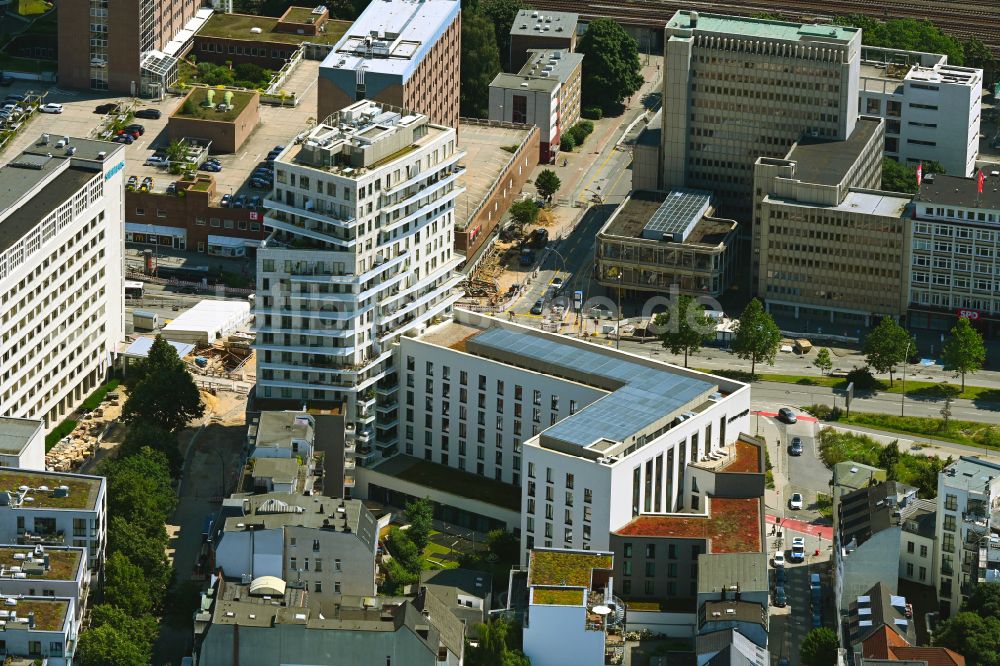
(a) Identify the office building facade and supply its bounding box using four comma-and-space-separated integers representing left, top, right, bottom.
318, 0, 460, 129
508, 9, 578, 72
753, 117, 914, 322
859, 46, 982, 177
909, 169, 1000, 337
0, 137, 125, 428
661, 11, 861, 220
58, 0, 203, 93
255, 101, 465, 453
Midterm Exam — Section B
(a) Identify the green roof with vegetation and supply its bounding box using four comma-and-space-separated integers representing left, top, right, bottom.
532, 587, 585, 606
198, 12, 349, 45
10, 598, 68, 631
0, 470, 101, 510
529, 550, 612, 587
173, 87, 255, 123
0, 546, 81, 580
282, 7, 319, 23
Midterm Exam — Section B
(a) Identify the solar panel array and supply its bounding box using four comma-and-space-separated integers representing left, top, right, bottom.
640, 189, 712, 242
470, 327, 715, 450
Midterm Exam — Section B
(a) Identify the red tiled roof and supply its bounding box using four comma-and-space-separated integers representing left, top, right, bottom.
613, 497, 761, 553
891, 647, 965, 666
720, 439, 762, 474
861, 626, 966, 666
862, 626, 909, 659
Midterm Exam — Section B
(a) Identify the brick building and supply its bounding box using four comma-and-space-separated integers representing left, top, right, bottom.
58, 0, 204, 93
318, 0, 460, 128
124, 175, 266, 255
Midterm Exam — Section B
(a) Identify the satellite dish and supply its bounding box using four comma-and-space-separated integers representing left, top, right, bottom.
592, 605, 612, 616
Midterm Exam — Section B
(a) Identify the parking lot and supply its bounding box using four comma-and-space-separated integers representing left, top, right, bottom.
0, 60, 323, 206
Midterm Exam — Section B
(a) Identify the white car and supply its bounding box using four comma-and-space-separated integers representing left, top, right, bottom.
790, 492, 804, 511
791, 537, 806, 562
144, 155, 168, 167
773, 551, 786, 568
39, 103, 63, 114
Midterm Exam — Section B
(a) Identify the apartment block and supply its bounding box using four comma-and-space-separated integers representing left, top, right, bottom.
661, 11, 861, 220
934, 456, 1000, 618
318, 0, 460, 128
0, 545, 90, 625
832, 461, 887, 536
194, 580, 464, 666
899, 499, 937, 587
0, 418, 45, 470
909, 169, 1000, 337
0, 469, 107, 571
520, 548, 617, 666
859, 46, 982, 177
753, 116, 914, 322
247, 411, 353, 497
846, 582, 916, 660
0, 137, 126, 428
255, 101, 465, 452
508, 9, 578, 73
489, 49, 584, 163
0, 595, 79, 666
214, 493, 378, 601
594, 189, 738, 298
58, 0, 204, 94
834, 481, 902, 645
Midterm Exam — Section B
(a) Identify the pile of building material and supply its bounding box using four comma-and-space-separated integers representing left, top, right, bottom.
463, 246, 505, 302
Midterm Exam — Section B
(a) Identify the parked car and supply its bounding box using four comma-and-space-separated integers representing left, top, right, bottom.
115, 134, 134, 144
250, 178, 270, 189
773, 585, 787, 607
791, 536, 805, 562
249, 195, 262, 209
124, 123, 145, 135
166, 181, 177, 195
530, 299, 544, 315
272, 145, 285, 153
140, 176, 153, 192
790, 493, 804, 511
790, 437, 803, 456
777, 407, 798, 424
200, 162, 222, 172
94, 102, 120, 115
772, 551, 785, 568
774, 567, 787, 587
220, 194, 233, 208
126, 175, 138, 191
233, 194, 247, 208
134, 108, 162, 119
529, 227, 549, 248
39, 103, 63, 114
145, 155, 168, 167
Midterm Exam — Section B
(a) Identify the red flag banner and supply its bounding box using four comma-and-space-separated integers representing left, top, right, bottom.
916, 163, 922, 186
978, 170, 985, 195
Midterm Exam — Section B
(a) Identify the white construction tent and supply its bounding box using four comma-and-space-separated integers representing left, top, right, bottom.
161, 299, 251, 345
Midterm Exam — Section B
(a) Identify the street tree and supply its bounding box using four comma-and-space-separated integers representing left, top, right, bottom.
107, 517, 171, 601
119, 421, 182, 478
653, 295, 712, 368
460, 10, 501, 118
941, 392, 954, 431
121, 336, 204, 433
941, 316, 986, 391
801, 627, 839, 666
535, 169, 561, 201
509, 199, 539, 226
578, 19, 643, 108
103, 552, 153, 616
964, 583, 1000, 618
934, 612, 1000, 666
89, 604, 159, 654
813, 348, 833, 374
862, 316, 916, 387
732, 298, 782, 376
405, 497, 434, 553
77, 624, 152, 666
102, 447, 177, 526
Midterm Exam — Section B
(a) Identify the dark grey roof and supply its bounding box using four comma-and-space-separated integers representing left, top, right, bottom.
786, 117, 882, 186
222, 494, 377, 553
0, 165, 95, 254
900, 499, 937, 538
467, 327, 716, 450
697, 553, 768, 595
847, 581, 914, 647
838, 481, 894, 548
420, 568, 492, 601
913, 167, 1000, 209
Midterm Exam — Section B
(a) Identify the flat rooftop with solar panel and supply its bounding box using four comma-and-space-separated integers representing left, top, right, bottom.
595, 189, 739, 298
361, 308, 753, 559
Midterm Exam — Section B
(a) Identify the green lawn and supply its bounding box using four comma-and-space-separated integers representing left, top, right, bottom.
198, 13, 350, 45
807, 403, 1000, 449
44, 419, 77, 452
421, 530, 459, 570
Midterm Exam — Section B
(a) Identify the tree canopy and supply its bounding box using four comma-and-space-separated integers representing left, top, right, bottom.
466, 617, 531, 666
460, 10, 501, 118
535, 170, 561, 200
77, 623, 152, 666
863, 316, 916, 386
475, 0, 526, 70
121, 335, 203, 433
405, 497, 434, 553
934, 611, 1000, 666
941, 316, 986, 390
103, 551, 154, 616
577, 18, 644, 108
801, 627, 839, 666
654, 295, 712, 367
813, 348, 833, 374
881, 158, 947, 194
732, 298, 782, 375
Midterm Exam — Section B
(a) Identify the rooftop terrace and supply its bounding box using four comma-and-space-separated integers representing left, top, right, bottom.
719, 439, 762, 474
614, 497, 762, 554
528, 550, 612, 587
172, 87, 255, 123
0, 470, 102, 510
198, 12, 349, 45
0, 546, 82, 581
